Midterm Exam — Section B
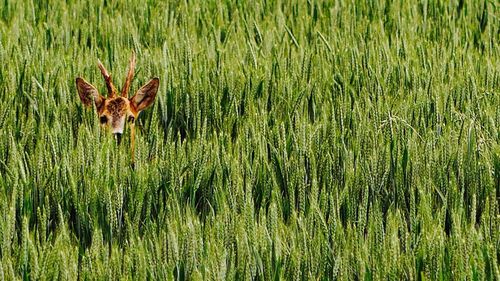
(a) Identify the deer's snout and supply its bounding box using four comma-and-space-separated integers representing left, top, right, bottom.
114, 133, 122, 145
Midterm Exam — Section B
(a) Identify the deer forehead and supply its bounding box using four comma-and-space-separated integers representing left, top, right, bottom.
103, 97, 130, 117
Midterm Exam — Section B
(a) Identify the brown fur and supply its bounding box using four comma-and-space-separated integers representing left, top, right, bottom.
106, 98, 127, 118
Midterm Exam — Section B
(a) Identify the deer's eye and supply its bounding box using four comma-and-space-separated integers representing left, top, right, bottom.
128, 116, 135, 123
99, 116, 108, 124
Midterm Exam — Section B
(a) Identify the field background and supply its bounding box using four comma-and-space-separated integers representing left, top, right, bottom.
0, 0, 499, 280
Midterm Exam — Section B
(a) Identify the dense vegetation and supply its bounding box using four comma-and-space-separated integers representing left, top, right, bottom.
0, 0, 499, 279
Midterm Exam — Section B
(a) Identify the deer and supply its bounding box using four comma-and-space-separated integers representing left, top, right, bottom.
76, 53, 159, 165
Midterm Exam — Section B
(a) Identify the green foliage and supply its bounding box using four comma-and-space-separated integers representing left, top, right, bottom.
0, 0, 499, 279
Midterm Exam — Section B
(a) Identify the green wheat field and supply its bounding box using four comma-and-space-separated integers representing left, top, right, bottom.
0, 0, 499, 280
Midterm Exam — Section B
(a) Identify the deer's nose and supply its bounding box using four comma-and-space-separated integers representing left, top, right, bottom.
114, 133, 122, 145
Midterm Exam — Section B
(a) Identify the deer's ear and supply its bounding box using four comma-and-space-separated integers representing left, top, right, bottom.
130, 78, 159, 112
76, 78, 104, 109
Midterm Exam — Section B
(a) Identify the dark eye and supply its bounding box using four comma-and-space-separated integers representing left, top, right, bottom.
99, 116, 108, 124
128, 116, 135, 123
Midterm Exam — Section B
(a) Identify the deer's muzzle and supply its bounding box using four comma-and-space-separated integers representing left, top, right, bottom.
114, 133, 122, 145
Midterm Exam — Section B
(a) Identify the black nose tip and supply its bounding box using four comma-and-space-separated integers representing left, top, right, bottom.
114, 133, 122, 145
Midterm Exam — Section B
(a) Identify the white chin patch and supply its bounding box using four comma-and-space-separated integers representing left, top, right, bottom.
111, 118, 125, 134
112, 128, 123, 134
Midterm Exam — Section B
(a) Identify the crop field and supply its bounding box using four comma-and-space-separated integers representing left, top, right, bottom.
0, 0, 499, 280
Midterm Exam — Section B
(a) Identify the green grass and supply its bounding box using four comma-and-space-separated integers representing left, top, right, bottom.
0, 0, 499, 279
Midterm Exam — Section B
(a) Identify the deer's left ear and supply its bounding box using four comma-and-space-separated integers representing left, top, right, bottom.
76, 77, 105, 109
130, 78, 159, 112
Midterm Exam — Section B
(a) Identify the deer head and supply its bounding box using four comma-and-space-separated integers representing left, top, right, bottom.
76, 53, 159, 163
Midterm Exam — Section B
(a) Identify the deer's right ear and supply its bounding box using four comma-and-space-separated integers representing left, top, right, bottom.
76, 78, 104, 109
